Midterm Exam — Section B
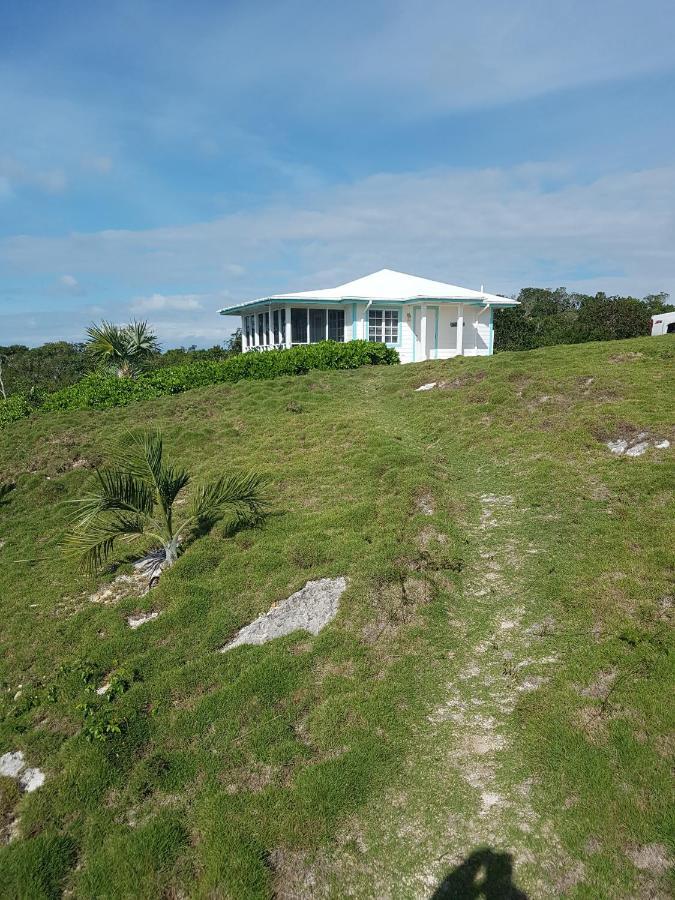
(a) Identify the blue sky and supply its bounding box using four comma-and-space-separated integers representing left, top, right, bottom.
1, 0, 674, 347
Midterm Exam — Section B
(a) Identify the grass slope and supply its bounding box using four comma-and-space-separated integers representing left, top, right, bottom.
0, 336, 673, 899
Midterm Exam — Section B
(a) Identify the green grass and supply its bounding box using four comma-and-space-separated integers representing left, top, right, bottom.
0, 336, 673, 898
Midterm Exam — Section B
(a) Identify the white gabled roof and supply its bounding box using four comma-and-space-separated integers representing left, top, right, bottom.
219, 268, 517, 314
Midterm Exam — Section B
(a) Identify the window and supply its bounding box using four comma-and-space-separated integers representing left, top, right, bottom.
280, 308, 286, 343
291, 307, 307, 344
244, 315, 251, 347
273, 310, 280, 344
258, 313, 264, 345
369, 309, 399, 344
309, 308, 326, 343
328, 309, 345, 341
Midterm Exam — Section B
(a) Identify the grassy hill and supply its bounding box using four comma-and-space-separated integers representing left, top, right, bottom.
0, 336, 673, 899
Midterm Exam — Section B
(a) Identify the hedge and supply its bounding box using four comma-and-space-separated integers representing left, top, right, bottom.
0, 341, 398, 427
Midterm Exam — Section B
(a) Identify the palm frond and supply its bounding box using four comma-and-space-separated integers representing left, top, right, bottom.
126, 431, 188, 514
69, 469, 155, 528
109, 430, 162, 480
0, 481, 16, 504
85, 320, 158, 377
158, 465, 190, 511
189, 472, 270, 532
63, 512, 146, 573
126, 320, 160, 357
85, 321, 128, 366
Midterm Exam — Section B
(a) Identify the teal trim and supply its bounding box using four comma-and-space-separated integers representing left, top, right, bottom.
412, 307, 417, 362
352, 302, 357, 340
220, 299, 347, 315
488, 308, 494, 355
220, 297, 519, 316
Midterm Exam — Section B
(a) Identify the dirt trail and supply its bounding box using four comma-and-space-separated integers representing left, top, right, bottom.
298, 491, 585, 898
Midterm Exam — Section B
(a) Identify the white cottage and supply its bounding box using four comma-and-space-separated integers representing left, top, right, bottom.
219, 269, 519, 363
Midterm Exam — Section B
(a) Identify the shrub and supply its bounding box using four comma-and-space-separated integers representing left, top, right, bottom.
0, 341, 398, 426
0, 393, 35, 427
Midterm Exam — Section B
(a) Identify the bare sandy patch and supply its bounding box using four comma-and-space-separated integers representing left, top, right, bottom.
220, 577, 347, 652
625, 842, 671, 874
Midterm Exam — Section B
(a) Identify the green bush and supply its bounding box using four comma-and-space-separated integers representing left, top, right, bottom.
0, 341, 398, 426
0, 393, 35, 427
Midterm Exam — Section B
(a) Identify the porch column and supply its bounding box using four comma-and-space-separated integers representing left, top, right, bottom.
456, 304, 464, 356
285, 305, 292, 348
420, 304, 427, 360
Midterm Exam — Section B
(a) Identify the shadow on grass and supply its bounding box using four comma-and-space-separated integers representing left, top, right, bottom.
431, 848, 528, 899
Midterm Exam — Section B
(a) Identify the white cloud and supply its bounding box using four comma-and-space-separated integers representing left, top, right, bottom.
2, 162, 674, 302
130, 293, 204, 312
58, 273, 84, 295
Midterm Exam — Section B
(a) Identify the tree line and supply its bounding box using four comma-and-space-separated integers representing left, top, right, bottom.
1, 287, 671, 398
494, 287, 672, 352
0, 325, 242, 398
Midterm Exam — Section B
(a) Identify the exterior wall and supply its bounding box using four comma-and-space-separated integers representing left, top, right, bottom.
238, 300, 495, 361
462, 308, 491, 356
435, 304, 460, 360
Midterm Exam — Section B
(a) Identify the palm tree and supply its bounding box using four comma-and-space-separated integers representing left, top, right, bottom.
85, 320, 160, 378
65, 431, 269, 578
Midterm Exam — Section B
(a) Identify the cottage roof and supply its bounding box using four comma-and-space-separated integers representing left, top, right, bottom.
219, 268, 517, 314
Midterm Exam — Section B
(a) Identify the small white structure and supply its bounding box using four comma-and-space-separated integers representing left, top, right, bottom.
651, 311, 675, 336
219, 269, 518, 363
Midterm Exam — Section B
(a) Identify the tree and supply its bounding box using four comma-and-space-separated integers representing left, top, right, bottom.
494, 286, 668, 352
64, 431, 269, 577
0, 354, 7, 400
0, 342, 88, 397
85, 321, 160, 378
225, 328, 242, 355
573, 294, 652, 342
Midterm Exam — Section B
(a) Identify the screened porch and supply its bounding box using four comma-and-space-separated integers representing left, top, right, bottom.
241, 306, 346, 351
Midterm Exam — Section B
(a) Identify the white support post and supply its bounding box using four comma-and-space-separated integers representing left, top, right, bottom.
285, 305, 292, 348
420, 304, 428, 360
456, 304, 464, 356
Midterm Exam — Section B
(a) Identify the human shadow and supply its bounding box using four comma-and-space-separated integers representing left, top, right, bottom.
431, 847, 528, 899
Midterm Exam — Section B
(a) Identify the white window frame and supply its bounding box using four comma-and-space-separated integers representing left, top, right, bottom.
368, 308, 399, 345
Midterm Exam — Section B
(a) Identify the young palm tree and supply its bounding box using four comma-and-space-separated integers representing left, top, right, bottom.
85, 320, 160, 378
65, 431, 269, 578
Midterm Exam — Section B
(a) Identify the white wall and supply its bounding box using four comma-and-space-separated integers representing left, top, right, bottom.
462, 308, 490, 356
651, 312, 675, 335
238, 301, 494, 360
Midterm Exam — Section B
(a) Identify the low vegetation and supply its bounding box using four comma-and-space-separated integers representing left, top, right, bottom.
0, 340, 398, 428
0, 335, 672, 898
